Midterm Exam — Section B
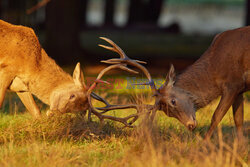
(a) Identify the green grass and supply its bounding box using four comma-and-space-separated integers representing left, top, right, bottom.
0, 80, 249, 167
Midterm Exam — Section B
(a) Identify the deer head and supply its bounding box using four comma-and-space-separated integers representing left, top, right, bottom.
49, 63, 88, 114
157, 65, 197, 130
99, 37, 197, 130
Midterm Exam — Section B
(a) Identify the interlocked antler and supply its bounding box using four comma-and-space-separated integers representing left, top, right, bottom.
89, 94, 138, 127
99, 37, 158, 95
91, 92, 137, 113
90, 92, 155, 127
98, 37, 160, 122
86, 54, 143, 127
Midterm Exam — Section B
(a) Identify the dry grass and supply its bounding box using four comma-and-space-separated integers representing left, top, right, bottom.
0, 90, 249, 167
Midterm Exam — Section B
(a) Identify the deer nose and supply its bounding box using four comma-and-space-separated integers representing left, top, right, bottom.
187, 119, 197, 131
188, 124, 196, 131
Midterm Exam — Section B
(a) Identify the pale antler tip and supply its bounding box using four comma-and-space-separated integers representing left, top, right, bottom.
76, 62, 81, 67
99, 37, 111, 43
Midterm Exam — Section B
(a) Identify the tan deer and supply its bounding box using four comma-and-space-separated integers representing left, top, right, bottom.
0, 20, 141, 126
98, 34, 249, 140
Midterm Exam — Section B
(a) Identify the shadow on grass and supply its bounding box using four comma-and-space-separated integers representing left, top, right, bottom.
33, 114, 130, 141
0, 103, 248, 146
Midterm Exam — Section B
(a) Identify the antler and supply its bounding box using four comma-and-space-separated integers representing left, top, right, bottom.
99, 37, 157, 95
90, 92, 155, 127
85, 51, 140, 127
91, 92, 137, 113
86, 64, 138, 95
88, 93, 138, 127
85, 37, 159, 127
98, 37, 162, 123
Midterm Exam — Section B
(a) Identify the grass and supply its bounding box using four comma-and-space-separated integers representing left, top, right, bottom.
0, 78, 249, 167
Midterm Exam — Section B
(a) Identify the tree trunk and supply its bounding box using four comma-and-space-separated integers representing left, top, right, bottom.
127, 0, 163, 26
145, 0, 163, 25
127, 0, 143, 26
0, 0, 2, 17
246, 0, 250, 25
45, 0, 81, 65
104, 0, 115, 26
79, 0, 89, 28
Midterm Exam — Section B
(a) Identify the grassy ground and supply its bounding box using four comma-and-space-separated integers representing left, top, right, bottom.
0, 77, 249, 167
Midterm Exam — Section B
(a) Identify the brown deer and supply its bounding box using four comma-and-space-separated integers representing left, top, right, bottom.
98, 32, 249, 140
0, 20, 142, 127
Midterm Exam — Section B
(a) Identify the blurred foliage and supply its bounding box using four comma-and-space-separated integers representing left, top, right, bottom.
245, 92, 250, 101
168, 0, 244, 5
80, 31, 213, 60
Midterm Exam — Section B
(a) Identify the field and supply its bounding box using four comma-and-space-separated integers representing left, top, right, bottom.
0, 77, 249, 167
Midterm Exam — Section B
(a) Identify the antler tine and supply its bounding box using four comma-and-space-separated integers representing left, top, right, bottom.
135, 60, 147, 64
99, 37, 147, 65
88, 95, 139, 128
91, 92, 110, 106
99, 37, 157, 94
96, 64, 138, 81
87, 64, 138, 95
91, 92, 137, 114
99, 37, 127, 59
97, 104, 137, 114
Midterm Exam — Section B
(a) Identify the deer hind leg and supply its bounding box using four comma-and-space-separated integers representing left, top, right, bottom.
232, 93, 244, 140
0, 73, 14, 108
17, 92, 41, 119
204, 89, 238, 140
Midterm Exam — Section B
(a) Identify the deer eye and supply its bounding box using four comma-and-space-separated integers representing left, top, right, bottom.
69, 94, 75, 100
171, 99, 176, 106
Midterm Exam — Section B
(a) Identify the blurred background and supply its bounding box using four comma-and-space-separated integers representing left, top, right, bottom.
0, 0, 249, 76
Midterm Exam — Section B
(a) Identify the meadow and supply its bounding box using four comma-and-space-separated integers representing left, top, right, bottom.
0, 77, 249, 167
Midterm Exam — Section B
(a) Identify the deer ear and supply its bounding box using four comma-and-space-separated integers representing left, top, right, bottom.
164, 64, 176, 87
73, 62, 86, 89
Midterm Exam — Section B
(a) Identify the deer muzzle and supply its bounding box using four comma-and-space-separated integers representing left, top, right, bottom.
186, 116, 197, 131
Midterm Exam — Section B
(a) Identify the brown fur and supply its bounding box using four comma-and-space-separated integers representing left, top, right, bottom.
160, 26, 250, 139
0, 20, 88, 118
176, 27, 250, 108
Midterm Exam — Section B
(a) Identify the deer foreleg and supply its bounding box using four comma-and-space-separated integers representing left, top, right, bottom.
232, 93, 244, 140
204, 89, 238, 140
17, 92, 41, 119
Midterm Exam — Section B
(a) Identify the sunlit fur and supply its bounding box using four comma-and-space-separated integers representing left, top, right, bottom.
0, 19, 88, 117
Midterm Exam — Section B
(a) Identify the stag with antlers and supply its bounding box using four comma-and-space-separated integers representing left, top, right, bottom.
98, 33, 249, 140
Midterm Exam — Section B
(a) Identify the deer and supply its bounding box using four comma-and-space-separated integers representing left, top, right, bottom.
98, 32, 249, 140
0, 19, 145, 127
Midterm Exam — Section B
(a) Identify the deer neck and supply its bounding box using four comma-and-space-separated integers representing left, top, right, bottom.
175, 54, 221, 109
29, 76, 73, 105
27, 52, 74, 105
